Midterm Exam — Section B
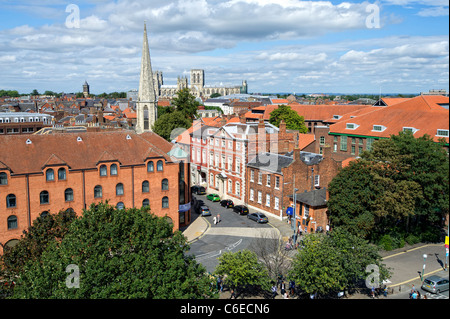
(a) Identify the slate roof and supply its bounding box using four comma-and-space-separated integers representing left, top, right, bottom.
247, 153, 294, 174
292, 187, 327, 207
247, 151, 322, 173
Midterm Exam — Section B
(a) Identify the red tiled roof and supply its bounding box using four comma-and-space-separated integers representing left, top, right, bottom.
329, 95, 449, 143
0, 131, 173, 175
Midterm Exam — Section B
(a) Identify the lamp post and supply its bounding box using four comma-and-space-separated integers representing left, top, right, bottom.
421, 254, 427, 282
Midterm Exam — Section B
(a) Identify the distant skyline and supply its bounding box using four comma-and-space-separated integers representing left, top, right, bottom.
0, 0, 448, 95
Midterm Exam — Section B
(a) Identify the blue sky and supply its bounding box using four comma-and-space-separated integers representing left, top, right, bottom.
0, 0, 448, 94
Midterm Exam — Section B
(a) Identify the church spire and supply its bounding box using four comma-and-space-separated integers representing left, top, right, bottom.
136, 22, 157, 134
138, 22, 156, 102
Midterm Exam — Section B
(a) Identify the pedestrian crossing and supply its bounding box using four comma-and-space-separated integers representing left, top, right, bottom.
424, 292, 449, 299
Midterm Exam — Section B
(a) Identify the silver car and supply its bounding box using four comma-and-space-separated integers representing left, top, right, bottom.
421, 275, 449, 294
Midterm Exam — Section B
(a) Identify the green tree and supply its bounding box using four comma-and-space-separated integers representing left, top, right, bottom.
214, 250, 270, 294
289, 229, 390, 298
269, 104, 308, 133
172, 88, 200, 120
328, 131, 449, 244
31, 89, 40, 96
153, 110, 192, 141
11, 203, 216, 299
0, 210, 76, 298
362, 131, 449, 230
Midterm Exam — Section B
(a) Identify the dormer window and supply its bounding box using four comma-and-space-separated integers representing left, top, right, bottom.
346, 123, 359, 130
333, 115, 342, 120
403, 127, 418, 134
372, 125, 386, 132
436, 129, 449, 137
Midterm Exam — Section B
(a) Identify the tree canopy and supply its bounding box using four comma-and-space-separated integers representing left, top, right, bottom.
214, 250, 270, 292
8, 203, 216, 299
289, 228, 390, 298
269, 104, 308, 133
153, 89, 199, 141
328, 131, 449, 245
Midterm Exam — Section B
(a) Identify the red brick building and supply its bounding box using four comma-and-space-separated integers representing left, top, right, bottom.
0, 131, 190, 253
246, 145, 341, 231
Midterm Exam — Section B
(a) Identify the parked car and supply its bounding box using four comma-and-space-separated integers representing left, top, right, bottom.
421, 275, 449, 294
206, 193, 220, 202
191, 185, 206, 195
199, 205, 211, 217
247, 212, 268, 223
220, 199, 234, 208
233, 205, 249, 215
192, 198, 204, 214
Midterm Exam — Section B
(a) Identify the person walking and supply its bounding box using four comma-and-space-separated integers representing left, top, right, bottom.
271, 284, 277, 299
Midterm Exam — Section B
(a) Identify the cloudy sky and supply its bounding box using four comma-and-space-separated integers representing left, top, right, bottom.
0, 0, 448, 94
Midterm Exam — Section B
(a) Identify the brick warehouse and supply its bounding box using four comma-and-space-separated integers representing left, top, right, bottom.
0, 130, 191, 253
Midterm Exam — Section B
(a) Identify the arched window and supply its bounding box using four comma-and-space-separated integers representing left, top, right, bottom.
116, 202, 125, 210
58, 168, 66, 180
147, 161, 154, 172
65, 188, 74, 202
7, 215, 18, 230
142, 199, 150, 207
116, 183, 124, 196
40, 191, 49, 204
94, 185, 102, 198
157, 160, 163, 171
99, 165, 107, 176
161, 179, 169, 191
46, 169, 54, 181
0, 172, 7, 185
162, 196, 169, 208
6, 194, 16, 208
142, 180, 149, 193
110, 164, 118, 176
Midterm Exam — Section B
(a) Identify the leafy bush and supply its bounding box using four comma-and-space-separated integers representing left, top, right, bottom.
405, 234, 420, 245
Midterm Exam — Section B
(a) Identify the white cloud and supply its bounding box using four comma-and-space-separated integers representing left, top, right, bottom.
0, 0, 448, 94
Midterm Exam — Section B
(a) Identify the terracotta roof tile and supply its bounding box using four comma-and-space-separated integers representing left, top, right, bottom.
329, 95, 449, 143
0, 131, 174, 175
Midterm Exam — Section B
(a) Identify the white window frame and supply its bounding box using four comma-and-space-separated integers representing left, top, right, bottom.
266, 194, 270, 207
436, 129, 449, 137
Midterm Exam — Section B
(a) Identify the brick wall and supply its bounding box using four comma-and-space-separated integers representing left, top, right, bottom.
0, 159, 186, 254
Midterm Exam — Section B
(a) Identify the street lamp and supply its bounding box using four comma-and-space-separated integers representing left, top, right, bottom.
421, 254, 427, 282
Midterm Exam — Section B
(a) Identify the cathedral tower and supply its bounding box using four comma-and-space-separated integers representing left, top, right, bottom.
136, 22, 157, 134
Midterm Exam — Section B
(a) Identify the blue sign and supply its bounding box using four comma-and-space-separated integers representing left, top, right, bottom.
286, 207, 294, 216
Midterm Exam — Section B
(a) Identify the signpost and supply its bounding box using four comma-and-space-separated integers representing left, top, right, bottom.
445, 235, 449, 271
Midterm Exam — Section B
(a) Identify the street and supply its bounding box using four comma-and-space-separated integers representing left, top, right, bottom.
185, 194, 449, 300
382, 244, 449, 299
187, 194, 278, 273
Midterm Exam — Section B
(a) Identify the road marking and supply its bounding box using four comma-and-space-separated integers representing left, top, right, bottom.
195, 239, 243, 261
205, 226, 278, 238
387, 268, 444, 288
383, 244, 443, 260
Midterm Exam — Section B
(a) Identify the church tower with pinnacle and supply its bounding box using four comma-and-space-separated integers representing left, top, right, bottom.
136, 22, 157, 134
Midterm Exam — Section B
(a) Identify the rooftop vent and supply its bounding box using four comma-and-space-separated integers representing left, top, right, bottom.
26, 139, 32, 145
77, 136, 83, 142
